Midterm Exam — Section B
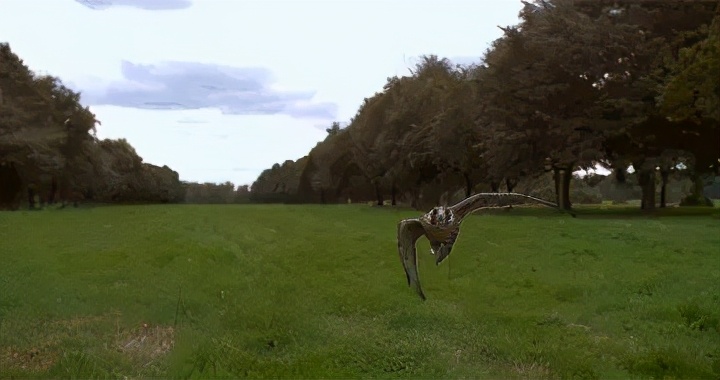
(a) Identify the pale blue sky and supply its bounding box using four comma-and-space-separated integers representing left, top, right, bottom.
1, 0, 524, 186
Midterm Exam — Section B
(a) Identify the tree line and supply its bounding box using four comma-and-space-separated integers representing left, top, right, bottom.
2, 0, 718, 211
250, 0, 720, 210
0, 43, 257, 210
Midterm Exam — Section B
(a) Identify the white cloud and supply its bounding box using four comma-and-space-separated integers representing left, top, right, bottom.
78, 61, 338, 120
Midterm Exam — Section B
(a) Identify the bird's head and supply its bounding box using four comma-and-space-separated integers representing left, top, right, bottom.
424, 206, 455, 226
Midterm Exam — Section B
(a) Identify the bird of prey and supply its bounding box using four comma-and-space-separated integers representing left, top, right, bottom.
397, 192, 576, 300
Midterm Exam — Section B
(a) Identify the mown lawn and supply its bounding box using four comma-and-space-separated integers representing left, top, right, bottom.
0, 204, 719, 379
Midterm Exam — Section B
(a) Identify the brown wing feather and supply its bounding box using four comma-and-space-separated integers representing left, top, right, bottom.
397, 218, 428, 301
433, 228, 459, 266
449, 192, 576, 221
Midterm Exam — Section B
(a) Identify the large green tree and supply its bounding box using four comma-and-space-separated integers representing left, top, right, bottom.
480, 0, 640, 209
1, 43, 184, 209
592, 0, 719, 208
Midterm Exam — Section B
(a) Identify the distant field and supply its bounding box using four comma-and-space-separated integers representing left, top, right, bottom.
0, 204, 719, 379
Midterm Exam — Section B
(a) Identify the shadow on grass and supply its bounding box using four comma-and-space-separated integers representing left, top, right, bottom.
570, 204, 719, 219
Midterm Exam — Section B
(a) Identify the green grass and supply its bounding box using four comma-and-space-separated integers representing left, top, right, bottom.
1, 204, 719, 379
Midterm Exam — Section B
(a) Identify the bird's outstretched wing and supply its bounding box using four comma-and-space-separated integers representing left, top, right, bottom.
397, 218, 428, 300
449, 192, 576, 221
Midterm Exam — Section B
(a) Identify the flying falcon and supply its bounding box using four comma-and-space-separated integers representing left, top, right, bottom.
397, 192, 576, 300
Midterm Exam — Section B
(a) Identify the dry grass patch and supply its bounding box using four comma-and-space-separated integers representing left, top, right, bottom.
0, 314, 175, 376
511, 360, 552, 379
1, 345, 58, 373
115, 323, 175, 367
0, 315, 109, 373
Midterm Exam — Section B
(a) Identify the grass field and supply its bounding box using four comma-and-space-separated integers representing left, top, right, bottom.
0, 204, 719, 379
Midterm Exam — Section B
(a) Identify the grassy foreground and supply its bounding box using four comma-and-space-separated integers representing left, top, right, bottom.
0, 204, 719, 379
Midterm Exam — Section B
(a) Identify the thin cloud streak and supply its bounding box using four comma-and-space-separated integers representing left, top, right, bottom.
75, 0, 192, 10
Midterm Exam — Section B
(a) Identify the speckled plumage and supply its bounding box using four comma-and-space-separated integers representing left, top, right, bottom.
397, 192, 576, 300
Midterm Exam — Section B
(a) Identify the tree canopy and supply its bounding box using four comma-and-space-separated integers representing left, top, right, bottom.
252, 0, 720, 210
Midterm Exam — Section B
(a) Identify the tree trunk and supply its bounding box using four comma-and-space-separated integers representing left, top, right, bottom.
692, 175, 705, 203
615, 167, 626, 184
391, 185, 397, 206
490, 181, 500, 193
638, 169, 656, 210
49, 176, 58, 204
660, 169, 669, 208
319, 189, 326, 204
553, 168, 572, 210
407, 187, 420, 209
27, 184, 36, 209
0, 162, 22, 211
375, 184, 383, 206
464, 174, 473, 198
681, 174, 712, 206
506, 178, 518, 193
